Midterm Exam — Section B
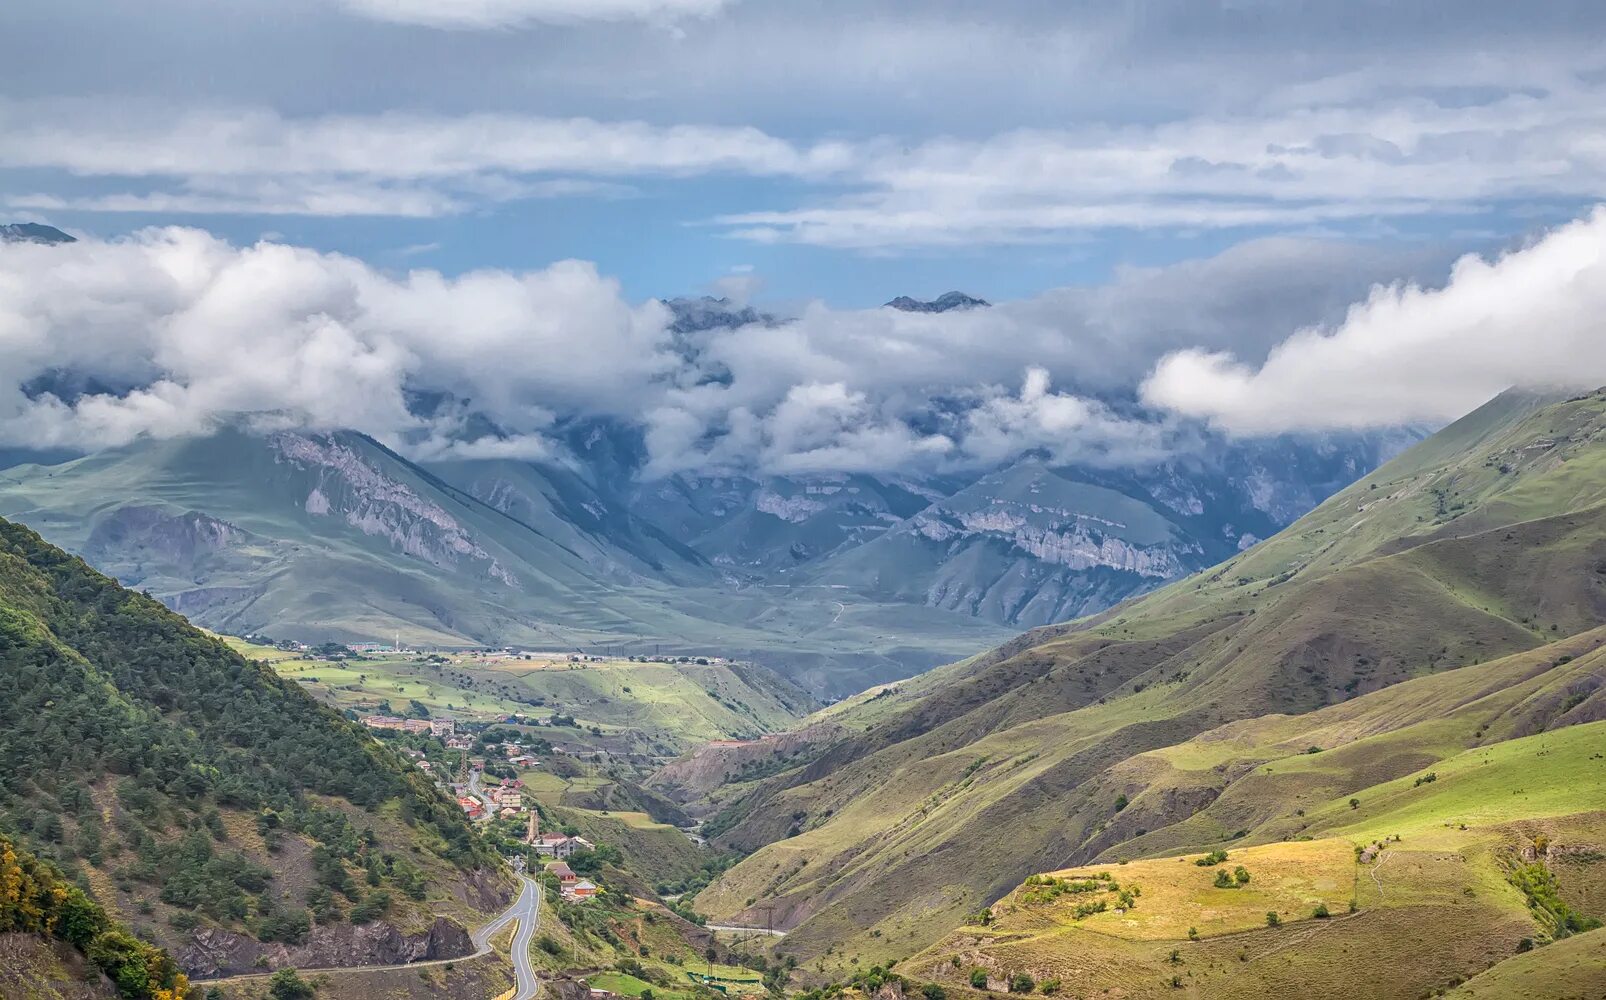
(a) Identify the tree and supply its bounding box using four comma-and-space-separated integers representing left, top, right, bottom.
268, 969, 314, 1000
1349, 798, 1360, 810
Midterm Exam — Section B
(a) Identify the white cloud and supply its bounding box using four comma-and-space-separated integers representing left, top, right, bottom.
1140, 206, 1606, 433
0, 219, 1533, 477
0, 100, 845, 218
0, 228, 675, 451
8, 78, 1606, 241
718, 90, 1606, 247
339, 0, 737, 29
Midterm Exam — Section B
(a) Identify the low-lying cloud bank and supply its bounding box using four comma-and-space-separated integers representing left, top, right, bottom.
1142, 206, 1606, 432
3, 208, 1603, 475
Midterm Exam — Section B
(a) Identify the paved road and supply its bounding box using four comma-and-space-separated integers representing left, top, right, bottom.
476, 874, 543, 1000
193, 874, 543, 997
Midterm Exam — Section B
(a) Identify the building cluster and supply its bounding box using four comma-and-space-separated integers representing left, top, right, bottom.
361, 715, 456, 737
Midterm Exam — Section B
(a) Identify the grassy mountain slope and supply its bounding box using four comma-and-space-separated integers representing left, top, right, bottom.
0, 515, 506, 978
0, 429, 1014, 694
907, 720, 1605, 999
690, 388, 1606, 968
271, 649, 816, 754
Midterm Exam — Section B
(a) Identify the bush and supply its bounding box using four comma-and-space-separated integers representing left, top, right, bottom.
1037, 979, 1059, 995
1212, 870, 1234, 889
1233, 866, 1250, 886
268, 969, 315, 1000
922, 985, 947, 1000
1195, 850, 1228, 867
1265, 912, 1281, 927
1313, 903, 1330, 919
538, 935, 563, 955
970, 969, 989, 989
1010, 973, 1035, 994
349, 890, 392, 925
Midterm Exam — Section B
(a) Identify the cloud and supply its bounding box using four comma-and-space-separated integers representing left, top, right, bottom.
0, 228, 675, 452
1140, 207, 1606, 433
338, 0, 737, 29
0, 100, 846, 218
8, 72, 1606, 242
716, 90, 1606, 247
0, 221, 1501, 476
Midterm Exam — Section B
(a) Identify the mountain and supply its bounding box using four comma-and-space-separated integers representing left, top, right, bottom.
884, 291, 991, 312
0, 428, 1014, 694
0, 221, 76, 245
0, 514, 505, 978
682, 387, 1606, 984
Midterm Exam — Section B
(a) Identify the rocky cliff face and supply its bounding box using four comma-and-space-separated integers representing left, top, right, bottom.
179, 915, 473, 978
273, 433, 519, 588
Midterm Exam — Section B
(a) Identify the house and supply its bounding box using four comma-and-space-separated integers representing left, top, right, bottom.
507, 754, 539, 767
403, 719, 432, 734
430, 718, 456, 737
563, 879, 598, 902
418, 761, 433, 772
533, 833, 593, 858
361, 715, 408, 731
494, 791, 522, 810
458, 797, 484, 820
499, 807, 520, 819
545, 861, 576, 883
446, 736, 473, 751
469, 758, 486, 771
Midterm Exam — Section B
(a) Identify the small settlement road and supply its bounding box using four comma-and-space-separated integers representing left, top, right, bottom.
705, 923, 787, 937
192, 874, 543, 998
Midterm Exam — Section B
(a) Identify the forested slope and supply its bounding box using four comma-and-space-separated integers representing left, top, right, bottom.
0, 516, 505, 976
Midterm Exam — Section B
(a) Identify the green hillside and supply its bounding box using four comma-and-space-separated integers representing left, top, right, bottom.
0, 515, 506, 978
689, 387, 1606, 977
270, 649, 815, 753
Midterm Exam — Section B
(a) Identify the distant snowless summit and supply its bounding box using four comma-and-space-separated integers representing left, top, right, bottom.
0, 222, 76, 245
883, 291, 991, 312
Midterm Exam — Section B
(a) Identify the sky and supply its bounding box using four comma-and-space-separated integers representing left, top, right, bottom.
4, 1, 1606, 476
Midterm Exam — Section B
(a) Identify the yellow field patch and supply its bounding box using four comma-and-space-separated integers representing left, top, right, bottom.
1026, 838, 1358, 940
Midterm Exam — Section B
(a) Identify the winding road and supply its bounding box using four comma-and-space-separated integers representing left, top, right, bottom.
192, 873, 543, 998
476, 874, 543, 1000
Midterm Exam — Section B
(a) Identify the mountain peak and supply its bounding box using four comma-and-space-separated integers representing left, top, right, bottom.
0, 222, 76, 245
884, 291, 990, 313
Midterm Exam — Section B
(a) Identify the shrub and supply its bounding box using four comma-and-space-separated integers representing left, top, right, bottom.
1195, 850, 1228, 867
1265, 912, 1281, 927
268, 969, 315, 1000
1313, 903, 1330, 919
1233, 866, 1250, 886
1187, 926, 1199, 941
1037, 979, 1059, 995
1212, 870, 1235, 889
922, 985, 948, 1000
1114, 795, 1129, 812
970, 969, 989, 989
349, 890, 392, 925
1349, 799, 1360, 810
1010, 973, 1035, 994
